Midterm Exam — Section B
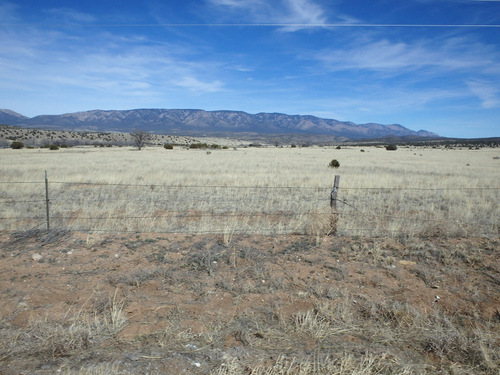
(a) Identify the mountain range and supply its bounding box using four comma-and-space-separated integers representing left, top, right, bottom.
0, 109, 438, 140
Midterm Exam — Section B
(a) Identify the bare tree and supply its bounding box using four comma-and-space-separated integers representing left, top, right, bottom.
131, 130, 151, 150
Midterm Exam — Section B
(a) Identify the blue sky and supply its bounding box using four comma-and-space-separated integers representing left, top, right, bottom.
1, 0, 499, 138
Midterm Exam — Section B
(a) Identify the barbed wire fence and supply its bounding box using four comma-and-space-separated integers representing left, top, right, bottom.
0, 173, 498, 238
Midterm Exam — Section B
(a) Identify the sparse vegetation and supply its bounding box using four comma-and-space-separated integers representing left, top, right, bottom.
130, 129, 151, 150
0, 125, 199, 148
0, 232, 498, 373
328, 159, 340, 168
10, 141, 24, 149
386, 144, 398, 151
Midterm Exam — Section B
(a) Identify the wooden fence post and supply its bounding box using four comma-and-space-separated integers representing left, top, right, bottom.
329, 175, 340, 235
330, 175, 340, 209
45, 171, 50, 230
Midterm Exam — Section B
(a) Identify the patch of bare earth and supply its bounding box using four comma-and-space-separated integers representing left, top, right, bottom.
0, 230, 498, 374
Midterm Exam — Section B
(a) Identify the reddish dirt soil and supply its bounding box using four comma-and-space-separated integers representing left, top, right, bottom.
0, 230, 498, 374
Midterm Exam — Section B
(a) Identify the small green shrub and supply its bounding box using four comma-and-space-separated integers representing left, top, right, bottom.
336, 145, 341, 150
10, 141, 24, 149
49, 144, 59, 150
386, 144, 398, 151
164, 144, 174, 150
328, 159, 340, 168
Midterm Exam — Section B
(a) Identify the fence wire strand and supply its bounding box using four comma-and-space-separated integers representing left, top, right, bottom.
0, 179, 498, 236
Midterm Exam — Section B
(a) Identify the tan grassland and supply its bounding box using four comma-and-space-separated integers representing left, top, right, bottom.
0, 145, 498, 237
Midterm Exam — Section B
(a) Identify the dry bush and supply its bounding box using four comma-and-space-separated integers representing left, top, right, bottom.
0, 291, 126, 361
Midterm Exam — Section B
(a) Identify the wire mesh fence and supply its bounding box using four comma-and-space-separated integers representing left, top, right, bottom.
0, 177, 498, 238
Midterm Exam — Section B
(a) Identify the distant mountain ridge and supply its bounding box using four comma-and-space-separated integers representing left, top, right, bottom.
0, 108, 439, 140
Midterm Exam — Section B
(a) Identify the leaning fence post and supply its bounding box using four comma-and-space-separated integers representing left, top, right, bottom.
45, 170, 50, 230
329, 175, 340, 235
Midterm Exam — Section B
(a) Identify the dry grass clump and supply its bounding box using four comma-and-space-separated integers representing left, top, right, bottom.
0, 291, 126, 362
59, 363, 123, 375
214, 354, 415, 375
208, 298, 499, 374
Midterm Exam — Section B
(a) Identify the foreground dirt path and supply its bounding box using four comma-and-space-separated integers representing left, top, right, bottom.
0, 231, 498, 374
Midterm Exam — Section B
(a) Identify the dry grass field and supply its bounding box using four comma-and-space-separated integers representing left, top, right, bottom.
0, 145, 498, 238
0, 144, 499, 374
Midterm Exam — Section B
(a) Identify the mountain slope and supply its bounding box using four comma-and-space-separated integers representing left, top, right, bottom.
0, 109, 29, 125
1, 108, 439, 139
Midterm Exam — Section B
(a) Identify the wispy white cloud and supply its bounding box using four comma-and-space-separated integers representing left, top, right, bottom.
281, 0, 327, 24
174, 76, 224, 93
467, 80, 500, 108
0, 22, 227, 102
204, 0, 340, 30
315, 36, 498, 74
310, 87, 467, 116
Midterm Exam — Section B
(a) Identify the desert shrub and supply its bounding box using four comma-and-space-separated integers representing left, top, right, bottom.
10, 141, 24, 149
386, 144, 398, 151
328, 159, 340, 168
336, 145, 341, 150
60, 143, 69, 148
49, 144, 59, 150
164, 143, 174, 150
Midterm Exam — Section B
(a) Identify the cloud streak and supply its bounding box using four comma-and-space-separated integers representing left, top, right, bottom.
204, 0, 336, 30
467, 81, 500, 108
314, 36, 499, 74
175, 76, 224, 93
